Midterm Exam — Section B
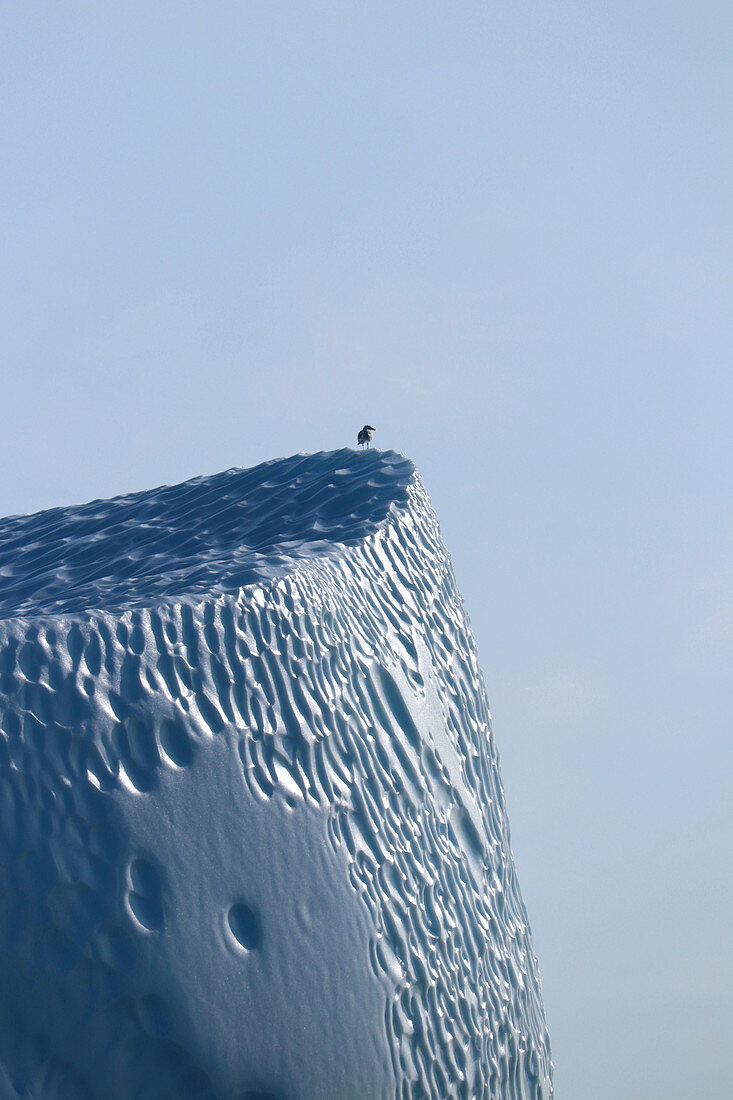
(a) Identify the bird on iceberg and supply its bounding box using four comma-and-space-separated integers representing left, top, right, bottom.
357, 424, 375, 449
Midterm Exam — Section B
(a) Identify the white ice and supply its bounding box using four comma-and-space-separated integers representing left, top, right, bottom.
0, 449, 552, 1099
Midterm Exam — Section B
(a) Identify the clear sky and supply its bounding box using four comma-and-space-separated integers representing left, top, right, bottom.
2, 4, 731, 1096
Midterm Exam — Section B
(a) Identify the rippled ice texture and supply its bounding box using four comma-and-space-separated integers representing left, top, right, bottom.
0, 449, 553, 1099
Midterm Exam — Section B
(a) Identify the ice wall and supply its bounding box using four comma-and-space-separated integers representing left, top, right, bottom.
0, 449, 553, 1099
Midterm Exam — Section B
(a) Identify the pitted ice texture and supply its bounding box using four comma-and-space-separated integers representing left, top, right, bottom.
0, 449, 553, 1099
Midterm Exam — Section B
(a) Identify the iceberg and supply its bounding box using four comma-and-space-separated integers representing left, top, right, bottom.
0, 449, 553, 1099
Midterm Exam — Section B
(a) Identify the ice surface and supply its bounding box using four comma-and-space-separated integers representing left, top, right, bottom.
0, 449, 553, 1099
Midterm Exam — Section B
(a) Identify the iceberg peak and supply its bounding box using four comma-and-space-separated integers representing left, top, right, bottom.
0, 448, 415, 621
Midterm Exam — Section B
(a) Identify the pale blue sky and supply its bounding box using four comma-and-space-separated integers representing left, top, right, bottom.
2, 4, 731, 1096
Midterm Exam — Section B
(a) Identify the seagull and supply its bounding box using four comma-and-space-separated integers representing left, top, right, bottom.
357, 424, 375, 449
